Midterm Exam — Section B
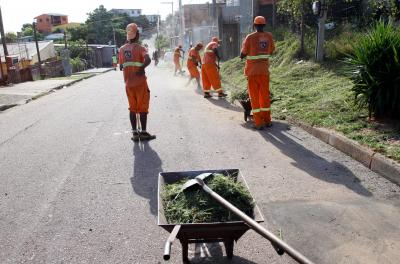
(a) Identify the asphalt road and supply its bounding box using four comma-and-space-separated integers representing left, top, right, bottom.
1, 64, 400, 264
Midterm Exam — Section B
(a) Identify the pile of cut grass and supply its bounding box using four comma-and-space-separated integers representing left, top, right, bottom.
162, 174, 254, 224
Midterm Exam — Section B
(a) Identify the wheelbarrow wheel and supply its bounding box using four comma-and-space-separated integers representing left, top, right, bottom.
224, 239, 234, 259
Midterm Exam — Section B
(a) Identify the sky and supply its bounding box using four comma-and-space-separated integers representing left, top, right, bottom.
1, 0, 210, 33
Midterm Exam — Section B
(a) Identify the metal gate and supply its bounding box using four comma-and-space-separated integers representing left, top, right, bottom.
221, 23, 240, 61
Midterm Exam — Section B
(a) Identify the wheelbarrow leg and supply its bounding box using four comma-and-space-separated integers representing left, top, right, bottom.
180, 239, 190, 264
224, 239, 234, 259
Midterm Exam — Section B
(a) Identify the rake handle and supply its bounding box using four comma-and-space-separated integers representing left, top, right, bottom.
196, 178, 315, 264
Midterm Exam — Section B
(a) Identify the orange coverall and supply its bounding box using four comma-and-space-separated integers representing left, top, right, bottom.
119, 43, 150, 113
187, 47, 201, 78
201, 41, 222, 94
241, 31, 275, 126
174, 47, 182, 71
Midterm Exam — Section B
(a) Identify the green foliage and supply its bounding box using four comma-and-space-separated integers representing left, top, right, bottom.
52, 28, 63, 34
4, 32, 17, 43
20, 23, 43, 40
68, 24, 88, 41
346, 21, 400, 118
83, 5, 152, 46
155, 35, 169, 50
368, 0, 400, 21
220, 31, 400, 161
162, 174, 254, 224
68, 40, 87, 59
70, 57, 86, 73
325, 31, 361, 60
86, 5, 114, 44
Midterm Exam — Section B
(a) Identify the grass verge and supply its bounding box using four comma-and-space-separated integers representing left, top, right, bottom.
220, 38, 400, 162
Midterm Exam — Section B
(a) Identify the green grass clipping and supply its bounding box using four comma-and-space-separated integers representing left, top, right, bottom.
162, 173, 255, 224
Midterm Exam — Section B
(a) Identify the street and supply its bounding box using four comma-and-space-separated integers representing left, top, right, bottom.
1, 64, 400, 264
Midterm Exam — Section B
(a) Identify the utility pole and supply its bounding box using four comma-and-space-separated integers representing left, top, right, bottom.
112, 27, 117, 53
63, 31, 67, 49
0, 6, 9, 83
32, 22, 42, 77
178, 0, 184, 46
212, 0, 217, 37
161, 2, 174, 47
0, 7, 8, 57
316, 0, 327, 62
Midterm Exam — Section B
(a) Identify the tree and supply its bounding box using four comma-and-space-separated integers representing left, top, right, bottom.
85, 5, 114, 44
4, 32, 17, 43
155, 35, 169, 50
277, 0, 313, 56
368, 0, 400, 21
68, 24, 88, 41
20, 23, 44, 40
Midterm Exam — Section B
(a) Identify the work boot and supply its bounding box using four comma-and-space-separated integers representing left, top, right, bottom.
204, 93, 211, 98
218, 92, 227, 98
131, 131, 140, 141
139, 131, 156, 141
252, 124, 264, 130
265, 122, 273, 128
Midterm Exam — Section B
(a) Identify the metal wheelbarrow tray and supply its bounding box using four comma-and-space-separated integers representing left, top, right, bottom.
158, 169, 264, 263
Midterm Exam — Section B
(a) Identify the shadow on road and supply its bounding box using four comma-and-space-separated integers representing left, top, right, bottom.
130, 141, 162, 215
205, 97, 244, 113
190, 243, 257, 264
253, 121, 372, 197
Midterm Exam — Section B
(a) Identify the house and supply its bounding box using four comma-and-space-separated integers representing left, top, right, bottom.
0, 41, 56, 65
44, 33, 64, 41
34, 13, 69, 34
183, 3, 219, 49
110, 9, 142, 18
146, 14, 161, 25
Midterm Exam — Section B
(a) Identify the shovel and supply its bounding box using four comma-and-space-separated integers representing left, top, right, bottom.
170, 173, 315, 264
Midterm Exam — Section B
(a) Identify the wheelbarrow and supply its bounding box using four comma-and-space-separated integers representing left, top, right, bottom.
158, 169, 314, 264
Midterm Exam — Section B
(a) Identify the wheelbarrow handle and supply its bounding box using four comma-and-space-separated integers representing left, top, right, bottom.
163, 241, 172, 260
163, 225, 181, 261
195, 178, 315, 264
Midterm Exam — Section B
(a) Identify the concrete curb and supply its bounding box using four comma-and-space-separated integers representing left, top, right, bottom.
286, 117, 400, 186
0, 69, 112, 112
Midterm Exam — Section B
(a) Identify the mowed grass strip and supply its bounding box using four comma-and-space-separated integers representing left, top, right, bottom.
221, 46, 400, 162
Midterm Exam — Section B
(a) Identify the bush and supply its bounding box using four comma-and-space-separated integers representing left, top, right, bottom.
346, 21, 400, 118
70, 58, 86, 73
325, 31, 361, 60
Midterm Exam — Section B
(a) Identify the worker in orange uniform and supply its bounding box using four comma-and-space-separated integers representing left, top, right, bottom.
186, 43, 203, 89
201, 37, 227, 98
240, 16, 275, 129
173, 45, 184, 75
119, 23, 155, 141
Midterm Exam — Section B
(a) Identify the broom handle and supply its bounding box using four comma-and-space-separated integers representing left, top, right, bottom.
196, 178, 315, 264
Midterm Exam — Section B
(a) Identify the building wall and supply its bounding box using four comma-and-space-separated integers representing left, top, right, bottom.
36, 14, 52, 34
35, 14, 68, 34
146, 15, 160, 24
111, 9, 142, 17
184, 4, 212, 29
30, 42, 56, 64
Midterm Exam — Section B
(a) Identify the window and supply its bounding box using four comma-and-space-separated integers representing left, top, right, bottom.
39, 19, 43, 22
62, 17, 66, 21
46, 18, 49, 22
